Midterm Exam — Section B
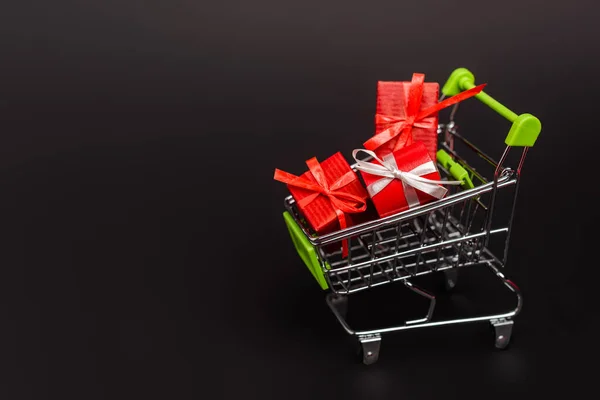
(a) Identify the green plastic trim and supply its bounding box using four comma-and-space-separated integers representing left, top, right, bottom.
441, 68, 475, 97
442, 68, 541, 147
504, 113, 542, 147
283, 211, 329, 290
436, 150, 474, 189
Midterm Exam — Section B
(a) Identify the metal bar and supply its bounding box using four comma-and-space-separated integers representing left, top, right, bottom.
326, 261, 522, 335
435, 202, 451, 270
347, 231, 352, 266
337, 250, 473, 281
443, 125, 500, 168
457, 198, 468, 230
332, 256, 499, 295
369, 231, 375, 287
365, 230, 419, 249
343, 240, 483, 282
330, 252, 462, 287
449, 102, 460, 122
334, 271, 348, 293
484, 147, 511, 249
517, 146, 529, 175
284, 175, 515, 245
466, 200, 480, 234
356, 311, 517, 336
309, 177, 515, 245
283, 174, 515, 246
502, 147, 528, 265
394, 223, 404, 278
415, 213, 432, 274
373, 230, 396, 282
404, 281, 436, 324
475, 198, 488, 211
328, 228, 508, 274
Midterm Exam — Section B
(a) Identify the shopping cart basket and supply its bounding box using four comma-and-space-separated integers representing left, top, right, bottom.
282, 68, 541, 364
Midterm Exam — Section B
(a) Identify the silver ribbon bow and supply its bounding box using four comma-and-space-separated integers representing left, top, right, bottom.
352, 149, 462, 208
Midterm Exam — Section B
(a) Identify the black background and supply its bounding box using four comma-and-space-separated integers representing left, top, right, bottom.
1, 0, 599, 398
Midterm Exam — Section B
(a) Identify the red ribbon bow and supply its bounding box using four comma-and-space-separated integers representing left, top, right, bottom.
364, 73, 486, 153
274, 157, 367, 257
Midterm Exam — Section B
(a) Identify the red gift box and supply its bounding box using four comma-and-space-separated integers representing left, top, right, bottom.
274, 152, 369, 256
353, 142, 461, 218
364, 73, 486, 161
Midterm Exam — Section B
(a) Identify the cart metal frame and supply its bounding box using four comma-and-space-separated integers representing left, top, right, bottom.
282, 68, 541, 364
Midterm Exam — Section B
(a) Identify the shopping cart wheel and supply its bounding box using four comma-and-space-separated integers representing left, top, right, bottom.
490, 318, 513, 349
443, 268, 458, 291
357, 334, 381, 365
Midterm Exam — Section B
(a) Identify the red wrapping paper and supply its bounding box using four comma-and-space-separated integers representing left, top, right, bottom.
358, 142, 444, 218
274, 152, 369, 256
373, 79, 439, 160
364, 73, 486, 161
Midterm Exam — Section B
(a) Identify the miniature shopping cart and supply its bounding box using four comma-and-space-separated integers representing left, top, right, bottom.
282, 68, 541, 364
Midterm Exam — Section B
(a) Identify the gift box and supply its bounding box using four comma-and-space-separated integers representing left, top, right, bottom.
364, 73, 486, 161
353, 142, 461, 218
274, 152, 369, 256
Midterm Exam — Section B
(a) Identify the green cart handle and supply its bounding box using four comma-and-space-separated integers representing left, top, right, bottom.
442, 68, 541, 147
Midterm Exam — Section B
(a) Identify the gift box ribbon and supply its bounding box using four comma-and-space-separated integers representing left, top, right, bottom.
364, 73, 487, 153
352, 149, 462, 209
274, 157, 367, 257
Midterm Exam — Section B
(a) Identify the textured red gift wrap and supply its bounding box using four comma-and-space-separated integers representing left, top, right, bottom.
277, 152, 369, 235
364, 73, 486, 162
373, 80, 439, 160
359, 142, 443, 218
